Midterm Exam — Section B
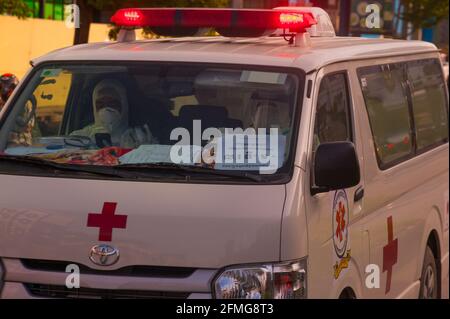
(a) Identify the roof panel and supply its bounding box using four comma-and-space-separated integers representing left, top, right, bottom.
32, 36, 438, 73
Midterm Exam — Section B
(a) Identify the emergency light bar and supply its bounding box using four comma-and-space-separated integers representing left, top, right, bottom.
111, 8, 318, 39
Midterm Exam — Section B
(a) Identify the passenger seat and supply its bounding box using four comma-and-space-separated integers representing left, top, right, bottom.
178, 105, 243, 144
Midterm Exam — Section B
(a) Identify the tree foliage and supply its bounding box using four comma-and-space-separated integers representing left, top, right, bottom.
398, 0, 449, 30
86, 0, 229, 11
0, 0, 32, 19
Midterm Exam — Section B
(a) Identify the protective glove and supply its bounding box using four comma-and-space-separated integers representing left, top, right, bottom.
121, 124, 158, 148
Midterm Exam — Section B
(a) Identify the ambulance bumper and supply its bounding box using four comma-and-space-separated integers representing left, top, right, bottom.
0, 258, 214, 299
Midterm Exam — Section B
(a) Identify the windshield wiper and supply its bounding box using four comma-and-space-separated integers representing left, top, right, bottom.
0, 155, 134, 179
0, 156, 266, 182
115, 162, 264, 182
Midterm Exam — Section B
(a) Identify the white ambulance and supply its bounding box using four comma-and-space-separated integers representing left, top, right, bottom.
0, 7, 448, 299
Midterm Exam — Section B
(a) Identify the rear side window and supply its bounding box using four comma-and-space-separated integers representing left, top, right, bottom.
359, 58, 449, 169
406, 59, 449, 151
358, 63, 414, 166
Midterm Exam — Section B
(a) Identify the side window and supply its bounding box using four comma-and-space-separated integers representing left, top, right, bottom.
33, 71, 72, 136
358, 63, 413, 167
7, 70, 72, 147
313, 72, 352, 150
406, 59, 449, 150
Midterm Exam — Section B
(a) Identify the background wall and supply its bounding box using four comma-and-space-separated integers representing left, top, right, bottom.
0, 15, 111, 79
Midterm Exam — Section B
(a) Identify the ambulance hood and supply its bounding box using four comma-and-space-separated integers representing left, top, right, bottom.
0, 175, 285, 269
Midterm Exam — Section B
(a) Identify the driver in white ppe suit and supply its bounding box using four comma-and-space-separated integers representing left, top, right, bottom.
71, 79, 157, 148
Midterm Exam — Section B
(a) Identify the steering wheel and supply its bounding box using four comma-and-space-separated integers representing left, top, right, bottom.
63, 135, 93, 148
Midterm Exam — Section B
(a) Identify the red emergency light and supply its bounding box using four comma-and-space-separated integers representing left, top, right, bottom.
111, 8, 317, 38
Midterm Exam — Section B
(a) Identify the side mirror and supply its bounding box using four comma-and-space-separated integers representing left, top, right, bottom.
312, 142, 360, 195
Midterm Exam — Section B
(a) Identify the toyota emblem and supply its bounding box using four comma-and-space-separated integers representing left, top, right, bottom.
89, 244, 120, 266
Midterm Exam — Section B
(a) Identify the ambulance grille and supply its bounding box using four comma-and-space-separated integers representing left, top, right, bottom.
21, 258, 196, 278
24, 283, 190, 299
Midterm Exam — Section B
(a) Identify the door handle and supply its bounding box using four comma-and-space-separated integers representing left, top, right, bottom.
354, 186, 364, 202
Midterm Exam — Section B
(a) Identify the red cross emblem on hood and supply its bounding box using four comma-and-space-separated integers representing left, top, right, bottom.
87, 202, 128, 241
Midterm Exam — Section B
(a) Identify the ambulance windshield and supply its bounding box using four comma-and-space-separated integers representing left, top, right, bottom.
0, 63, 302, 180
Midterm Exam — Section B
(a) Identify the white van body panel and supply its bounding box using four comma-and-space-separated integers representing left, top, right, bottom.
280, 167, 308, 262
349, 53, 449, 298
282, 51, 448, 298
299, 62, 368, 298
0, 174, 285, 269
279, 70, 316, 262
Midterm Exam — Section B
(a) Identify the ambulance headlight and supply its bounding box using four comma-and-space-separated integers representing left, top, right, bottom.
213, 258, 307, 299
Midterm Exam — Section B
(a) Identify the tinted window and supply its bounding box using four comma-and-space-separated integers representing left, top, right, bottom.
407, 59, 449, 150
0, 63, 301, 180
358, 63, 413, 166
313, 73, 352, 150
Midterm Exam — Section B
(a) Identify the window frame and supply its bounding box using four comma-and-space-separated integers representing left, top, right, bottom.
0, 60, 306, 185
357, 58, 449, 171
313, 70, 355, 145
406, 58, 450, 156
311, 70, 355, 189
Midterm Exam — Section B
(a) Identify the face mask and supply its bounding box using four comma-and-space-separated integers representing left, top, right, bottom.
97, 107, 122, 132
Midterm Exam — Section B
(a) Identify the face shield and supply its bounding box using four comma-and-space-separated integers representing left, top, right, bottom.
92, 79, 129, 134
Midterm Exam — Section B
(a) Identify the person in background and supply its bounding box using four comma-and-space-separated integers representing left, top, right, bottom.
0, 73, 19, 111
440, 53, 449, 86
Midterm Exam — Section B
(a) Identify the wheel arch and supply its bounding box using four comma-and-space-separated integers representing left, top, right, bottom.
339, 287, 357, 299
329, 258, 364, 299
418, 207, 443, 298
425, 229, 441, 298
